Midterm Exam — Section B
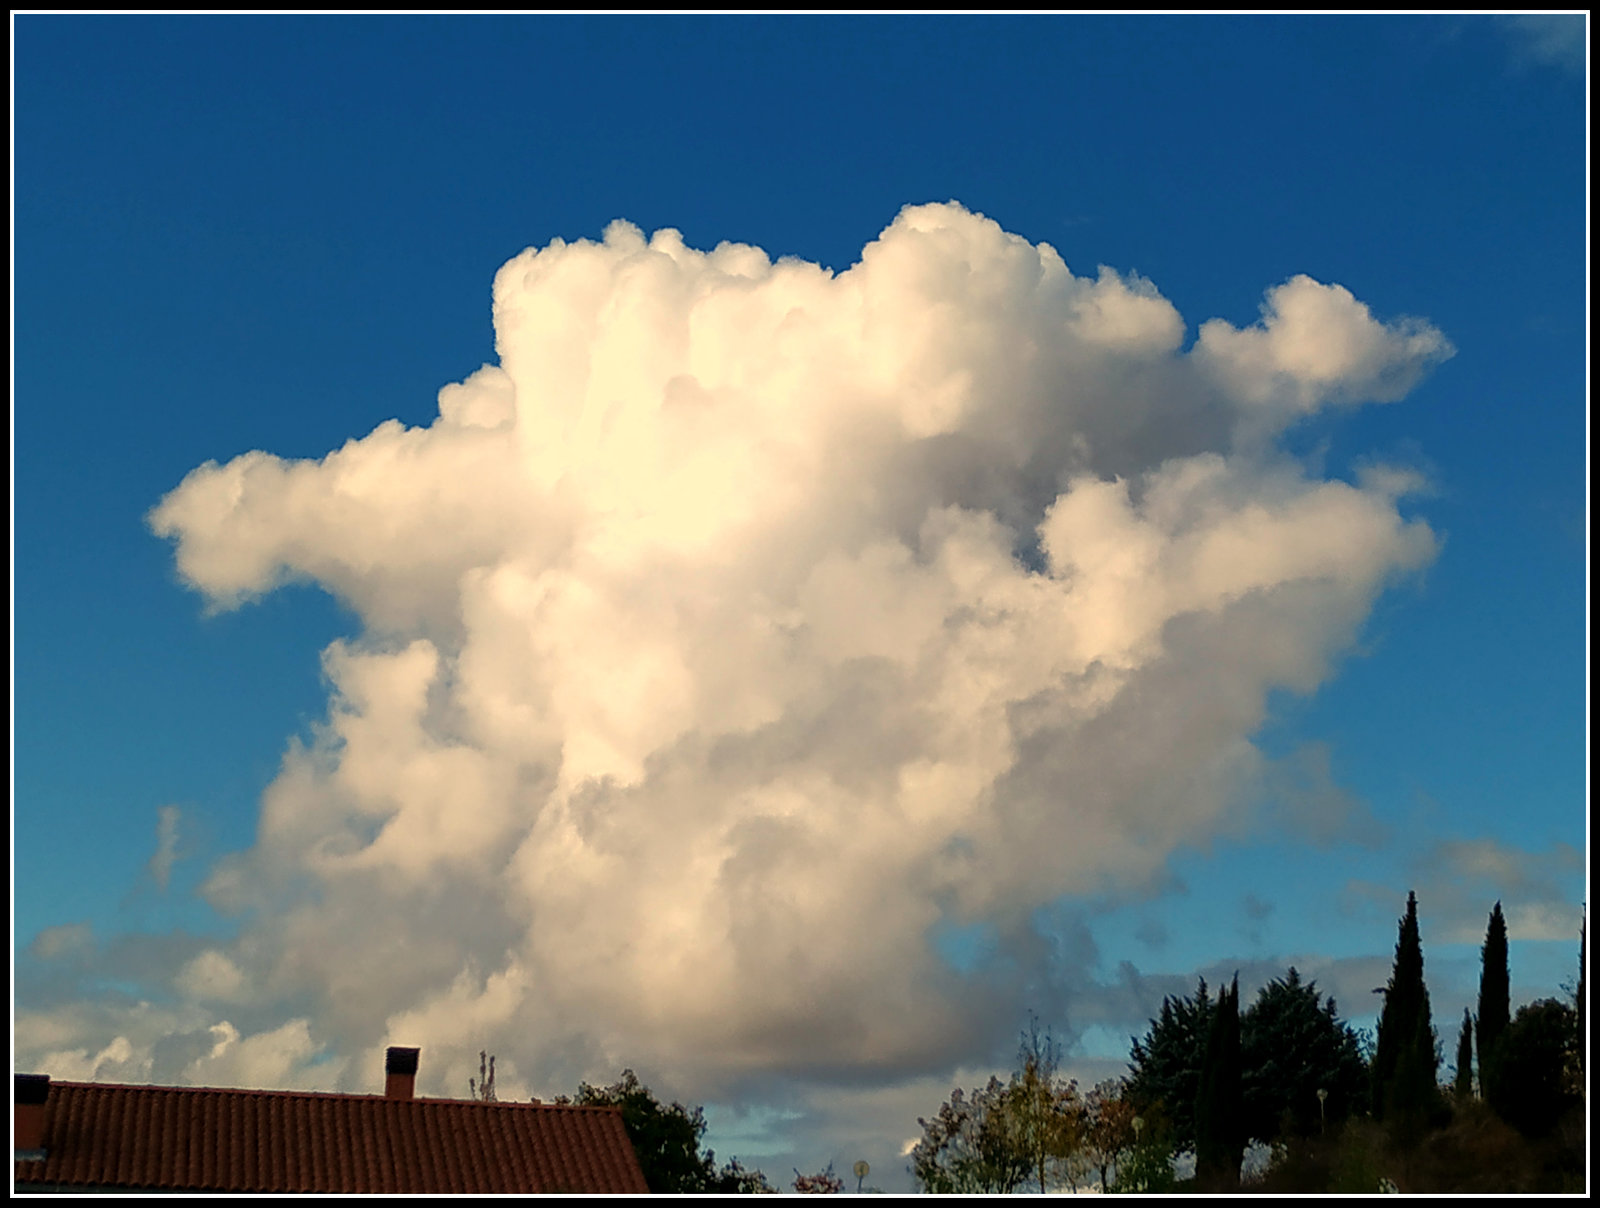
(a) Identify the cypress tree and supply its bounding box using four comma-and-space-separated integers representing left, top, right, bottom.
1452, 1008, 1473, 1100
1194, 975, 1243, 1190
1476, 901, 1510, 1098
1372, 891, 1438, 1134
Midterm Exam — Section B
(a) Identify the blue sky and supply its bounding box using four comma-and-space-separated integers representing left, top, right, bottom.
13, 15, 1587, 1189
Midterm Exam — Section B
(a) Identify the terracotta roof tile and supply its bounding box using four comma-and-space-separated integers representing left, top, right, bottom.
14, 1081, 650, 1194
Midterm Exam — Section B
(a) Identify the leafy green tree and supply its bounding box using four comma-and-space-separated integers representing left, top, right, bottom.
561, 1069, 771, 1193
1452, 1008, 1473, 1100
912, 1016, 1105, 1195
1003, 1016, 1081, 1194
1486, 998, 1581, 1138
1371, 892, 1439, 1141
1476, 901, 1510, 1098
909, 1075, 1031, 1193
1239, 967, 1369, 1142
1194, 975, 1244, 1190
1127, 977, 1215, 1151
1079, 1079, 1138, 1193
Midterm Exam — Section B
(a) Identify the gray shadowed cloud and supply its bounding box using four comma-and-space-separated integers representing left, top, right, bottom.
28, 922, 93, 962
1339, 837, 1583, 948
1134, 917, 1169, 950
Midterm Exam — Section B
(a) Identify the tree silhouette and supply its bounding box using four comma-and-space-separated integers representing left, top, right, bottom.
561, 1069, 771, 1193
1371, 891, 1439, 1142
1127, 977, 1214, 1151
1131, 970, 1365, 1155
1452, 1008, 1473, 1100
1486, 998, 1581, 1138
1239, 967, 1368, 1141
1476, 901, 1510, 1099
1194, 975, 1243, 1190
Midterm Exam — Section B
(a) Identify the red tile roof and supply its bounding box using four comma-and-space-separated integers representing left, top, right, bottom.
14, 1080, 650, 1194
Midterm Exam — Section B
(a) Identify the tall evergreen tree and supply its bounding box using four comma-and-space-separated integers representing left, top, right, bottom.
1238, 967, 1368, 1141
1476, 901, 1510, 1098
1194, 975, 1243, 1190
1127, 978, 1214, 1151
1371, 891, 1438, 1135
1452, 1008, 1473, 1100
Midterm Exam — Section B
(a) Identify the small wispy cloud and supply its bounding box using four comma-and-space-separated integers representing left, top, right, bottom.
1243, 893, 1275, 923
1498, 14, 1586, 75
149, 805, 181, 891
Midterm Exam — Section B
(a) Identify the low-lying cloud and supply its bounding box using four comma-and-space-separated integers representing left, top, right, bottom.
44, 203, 1455, 1102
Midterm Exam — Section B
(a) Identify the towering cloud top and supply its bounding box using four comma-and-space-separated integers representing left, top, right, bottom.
143, 203, 1445, 1095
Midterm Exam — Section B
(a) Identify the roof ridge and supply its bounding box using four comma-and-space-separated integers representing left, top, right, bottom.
39, 1081, 628, 1112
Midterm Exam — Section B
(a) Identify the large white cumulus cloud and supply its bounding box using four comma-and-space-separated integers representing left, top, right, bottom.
135, 202, 1447, 1096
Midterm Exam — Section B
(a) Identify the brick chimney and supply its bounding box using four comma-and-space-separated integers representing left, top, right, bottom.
15, 1074, 50, 1158
384, 1047, 420, 1101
